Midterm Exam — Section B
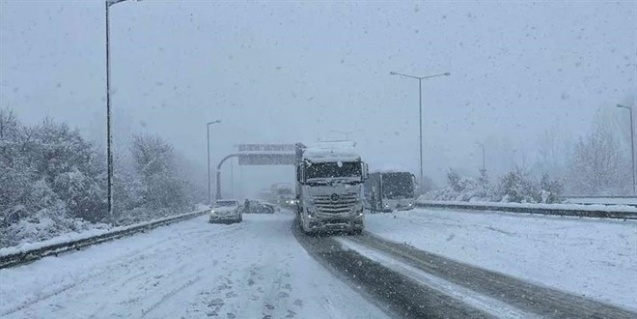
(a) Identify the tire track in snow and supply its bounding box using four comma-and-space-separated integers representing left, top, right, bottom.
346, 232, 637, 319
292, 221, 492, 319
140, 274, 203, 318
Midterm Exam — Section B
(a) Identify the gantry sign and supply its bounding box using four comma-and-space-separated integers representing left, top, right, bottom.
216, 144, 297, 199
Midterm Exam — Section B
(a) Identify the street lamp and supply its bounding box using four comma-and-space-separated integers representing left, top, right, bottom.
617, 104, 635, 195
106, 0, 135, 219
207, 120, 222, 204
390, 71, 450, 186
476, 142, 486, 173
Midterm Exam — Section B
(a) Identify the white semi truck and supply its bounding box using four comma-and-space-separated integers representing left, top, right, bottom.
294, 142, 368, 235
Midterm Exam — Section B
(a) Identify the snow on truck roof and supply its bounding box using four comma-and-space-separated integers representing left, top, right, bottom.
370, 170, 413, 174
370, 164, 412, 174
303, 141, 361, 163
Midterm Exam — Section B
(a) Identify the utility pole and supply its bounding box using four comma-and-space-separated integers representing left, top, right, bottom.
476, 142, 486, 173
106, 0, 113, 219
105, 0, 131, 219
617, 104, 635, 195
390, 71, 450, 187
207, 120, 221, 204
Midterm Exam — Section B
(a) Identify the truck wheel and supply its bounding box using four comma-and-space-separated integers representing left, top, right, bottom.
301, 219, 312, 235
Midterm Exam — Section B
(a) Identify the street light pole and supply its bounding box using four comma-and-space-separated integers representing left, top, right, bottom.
106, 1, 112, 219
617, 104, 635, 195
207, 120, 221, 204
390, 71, 450, 187
476, 142, 486, 172
105, 0, 130, 220
418, 78, 422, 185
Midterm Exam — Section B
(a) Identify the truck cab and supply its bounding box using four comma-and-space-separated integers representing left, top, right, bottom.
295, 142, 368, 235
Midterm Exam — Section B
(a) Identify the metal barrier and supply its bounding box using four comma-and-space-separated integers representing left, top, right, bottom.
415, 201, 637, 220
0, 209, 209, 269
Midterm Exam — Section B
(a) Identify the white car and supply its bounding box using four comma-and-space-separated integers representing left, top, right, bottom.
209, 199, 242, 224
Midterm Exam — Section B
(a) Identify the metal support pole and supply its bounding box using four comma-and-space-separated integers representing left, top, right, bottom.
479, 143, 486, 171
230, 157, 234, 197
618, 104, 636, 195
482, 145, 486, 172
630, 107, 635, 195
207, 124, 211, 204
390, 71, 449, 191
216, 170, 222, 200
106, 1, 113, 219
206, 120, 221, 203
418, 78, 423, 186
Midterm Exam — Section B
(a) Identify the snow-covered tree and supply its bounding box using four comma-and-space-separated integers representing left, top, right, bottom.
0, 109, 205, 247
494, 168, 540, 203
124, 134, 188, 221
567, 111, 629, 195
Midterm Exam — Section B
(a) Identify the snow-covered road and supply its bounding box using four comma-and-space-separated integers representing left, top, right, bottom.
0, 212, 389, 319
365, 209, 637, 311
3, 208, 635, 319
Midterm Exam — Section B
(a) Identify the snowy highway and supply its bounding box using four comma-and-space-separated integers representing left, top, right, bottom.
0, 212, 389, 319
1, 209, 636, 319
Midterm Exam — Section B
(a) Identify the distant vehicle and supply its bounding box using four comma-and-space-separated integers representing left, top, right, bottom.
209, 199, 242, 224
295, 141, 368, 235
244, 200, 276, 214
365, 171, 415, 212
270, 184, 296, 208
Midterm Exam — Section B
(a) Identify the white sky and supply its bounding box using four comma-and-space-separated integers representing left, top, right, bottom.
1, 1, 636, 197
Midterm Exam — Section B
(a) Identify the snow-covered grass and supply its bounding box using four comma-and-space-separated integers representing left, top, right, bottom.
365, 209, 637, 311
0, 208, 111, 249
419, 199, 637, 213
0, 208, 208, 258
565, 197, 637, 205
0, 212, 389, 319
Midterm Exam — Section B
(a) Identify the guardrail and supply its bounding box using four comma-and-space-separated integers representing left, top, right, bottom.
415, 201, 637, 220
0, 209, 209, 269
564, 195, 636, 199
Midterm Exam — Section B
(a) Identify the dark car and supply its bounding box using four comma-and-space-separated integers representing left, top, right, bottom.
244, 200, 276, 214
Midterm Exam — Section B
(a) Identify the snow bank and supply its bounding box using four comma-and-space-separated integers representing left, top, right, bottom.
426, 169, 563, 204
565, 197, 637, 205
419, 200, 637, 214
0, 208, 208, 258
366, 209, 637, 311
0, 206, 111, 249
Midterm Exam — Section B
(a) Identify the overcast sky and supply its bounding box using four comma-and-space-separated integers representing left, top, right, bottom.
1, 1, 636, 197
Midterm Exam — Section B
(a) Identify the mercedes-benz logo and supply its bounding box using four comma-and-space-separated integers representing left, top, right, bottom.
330, 193, 340, 202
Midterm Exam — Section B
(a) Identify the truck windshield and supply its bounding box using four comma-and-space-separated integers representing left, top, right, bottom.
383, 173, 414, 199
306, 161, 361, 180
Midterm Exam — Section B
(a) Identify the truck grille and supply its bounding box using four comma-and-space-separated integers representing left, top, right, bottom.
313, 193, 358, 213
